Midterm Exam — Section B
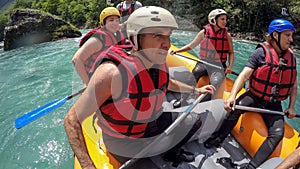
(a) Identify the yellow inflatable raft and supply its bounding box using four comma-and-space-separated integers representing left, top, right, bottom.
74, 45, 300, 168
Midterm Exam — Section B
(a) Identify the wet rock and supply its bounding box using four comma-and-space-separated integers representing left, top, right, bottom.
4, 9, 82, 51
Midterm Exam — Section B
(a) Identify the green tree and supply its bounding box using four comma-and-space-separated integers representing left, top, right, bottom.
84, 0, 106, 28
1, 0, 300, 42
288, 0, 300, 23
57, 0, 72, 23
70, 3, 87, 28
13, 0, 33, 8
42, 0, 60, 15
0, 11, 9, 41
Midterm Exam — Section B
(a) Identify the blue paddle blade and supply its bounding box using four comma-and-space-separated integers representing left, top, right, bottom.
14, 96, 68, 129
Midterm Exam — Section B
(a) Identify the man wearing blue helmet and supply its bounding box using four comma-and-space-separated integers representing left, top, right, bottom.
204, 18, 298, 169
268, 19, 296, 51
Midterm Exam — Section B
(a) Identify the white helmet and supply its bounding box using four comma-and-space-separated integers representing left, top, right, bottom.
126, 6, 178, 50
208, 9, 227, 25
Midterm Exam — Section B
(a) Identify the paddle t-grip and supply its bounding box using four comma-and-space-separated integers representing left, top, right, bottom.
229, 101, 234, 107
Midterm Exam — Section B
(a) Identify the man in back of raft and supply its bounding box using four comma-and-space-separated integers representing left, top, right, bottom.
64, 6, 215, 168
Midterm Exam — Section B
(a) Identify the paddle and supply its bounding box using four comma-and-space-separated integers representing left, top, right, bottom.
119, 93, 207, 169
174, 53, 240, 76
14, 88, 85, 129
234, 105, 300, 118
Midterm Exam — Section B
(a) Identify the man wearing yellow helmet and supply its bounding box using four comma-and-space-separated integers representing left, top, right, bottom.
171, 8, 234, 99
72, 7, 128, 85
65, 6, 215, 168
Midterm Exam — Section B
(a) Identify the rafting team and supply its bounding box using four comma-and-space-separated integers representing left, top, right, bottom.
64, 0, 298, 168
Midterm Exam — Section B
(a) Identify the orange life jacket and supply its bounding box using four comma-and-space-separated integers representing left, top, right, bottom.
93, 46, 169, 138
199, 24, 229, 63
78, 27, 127, 73
249, 42, 297, 102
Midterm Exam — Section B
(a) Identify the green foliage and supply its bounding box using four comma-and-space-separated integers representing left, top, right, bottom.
1, 0, 300, 36
41, 0, 60, 16
7, 0, 106, 28
14, 0, 33, 8
0, 3, 12, 41
55, 24, 78, 32
0, 15, 9, 40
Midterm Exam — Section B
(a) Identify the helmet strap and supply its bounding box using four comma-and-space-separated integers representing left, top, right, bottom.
129, 35, 139, 51
138, 50, 152, 63
130, 34, 152, 63
102, 18, 107, 26
211, 18, 216, 25
275, 32, 284, 52
212, 22, 221, 33
137, 34, 152, 62
213, 16, 221, 30
215, 23, 221, 30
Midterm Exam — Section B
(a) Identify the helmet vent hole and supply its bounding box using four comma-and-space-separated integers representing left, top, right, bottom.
151, 11, 159, 14
151, 18, 161, 22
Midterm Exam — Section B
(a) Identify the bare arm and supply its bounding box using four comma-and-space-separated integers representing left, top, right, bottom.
64, 62, 121, 168
225, 33, 234, 74
224, 67, 254, 111
168, 78, 215, 96
173, 30, 205, 53
285, 79, 298, 118
275, 147, 300, 169
64, 107, 94, 168
72, 37, 103, 84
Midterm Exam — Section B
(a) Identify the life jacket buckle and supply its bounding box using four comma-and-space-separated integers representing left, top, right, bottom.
279, 58, 287, 69
270, 85, 279, 103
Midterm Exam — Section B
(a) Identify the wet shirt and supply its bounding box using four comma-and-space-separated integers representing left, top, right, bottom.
245, 47, 265, 69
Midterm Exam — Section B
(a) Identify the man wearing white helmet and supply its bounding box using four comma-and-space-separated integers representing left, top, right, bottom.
64, 6, 215, 168
171, 8, 234, 99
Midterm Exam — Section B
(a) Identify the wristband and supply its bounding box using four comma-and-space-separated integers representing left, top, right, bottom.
191, 86, 195, 94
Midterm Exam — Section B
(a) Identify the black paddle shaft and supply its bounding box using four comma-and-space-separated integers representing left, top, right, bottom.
67, 88, 85, 100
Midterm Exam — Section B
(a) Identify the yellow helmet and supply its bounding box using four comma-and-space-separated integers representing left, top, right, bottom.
99, 7, 120, 26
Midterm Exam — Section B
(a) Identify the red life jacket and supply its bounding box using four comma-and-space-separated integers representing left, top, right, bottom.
199, 24, 229, 63
249, 42, 297, 102
78, 27, 127, 73
118, 1, 135, 18
93, 46, 169, 138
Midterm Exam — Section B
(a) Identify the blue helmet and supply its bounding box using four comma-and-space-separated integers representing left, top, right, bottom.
268, 19, 294, 34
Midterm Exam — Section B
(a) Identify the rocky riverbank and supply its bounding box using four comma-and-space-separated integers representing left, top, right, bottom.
3, 9, 82, 51
1, 8, 299, 53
